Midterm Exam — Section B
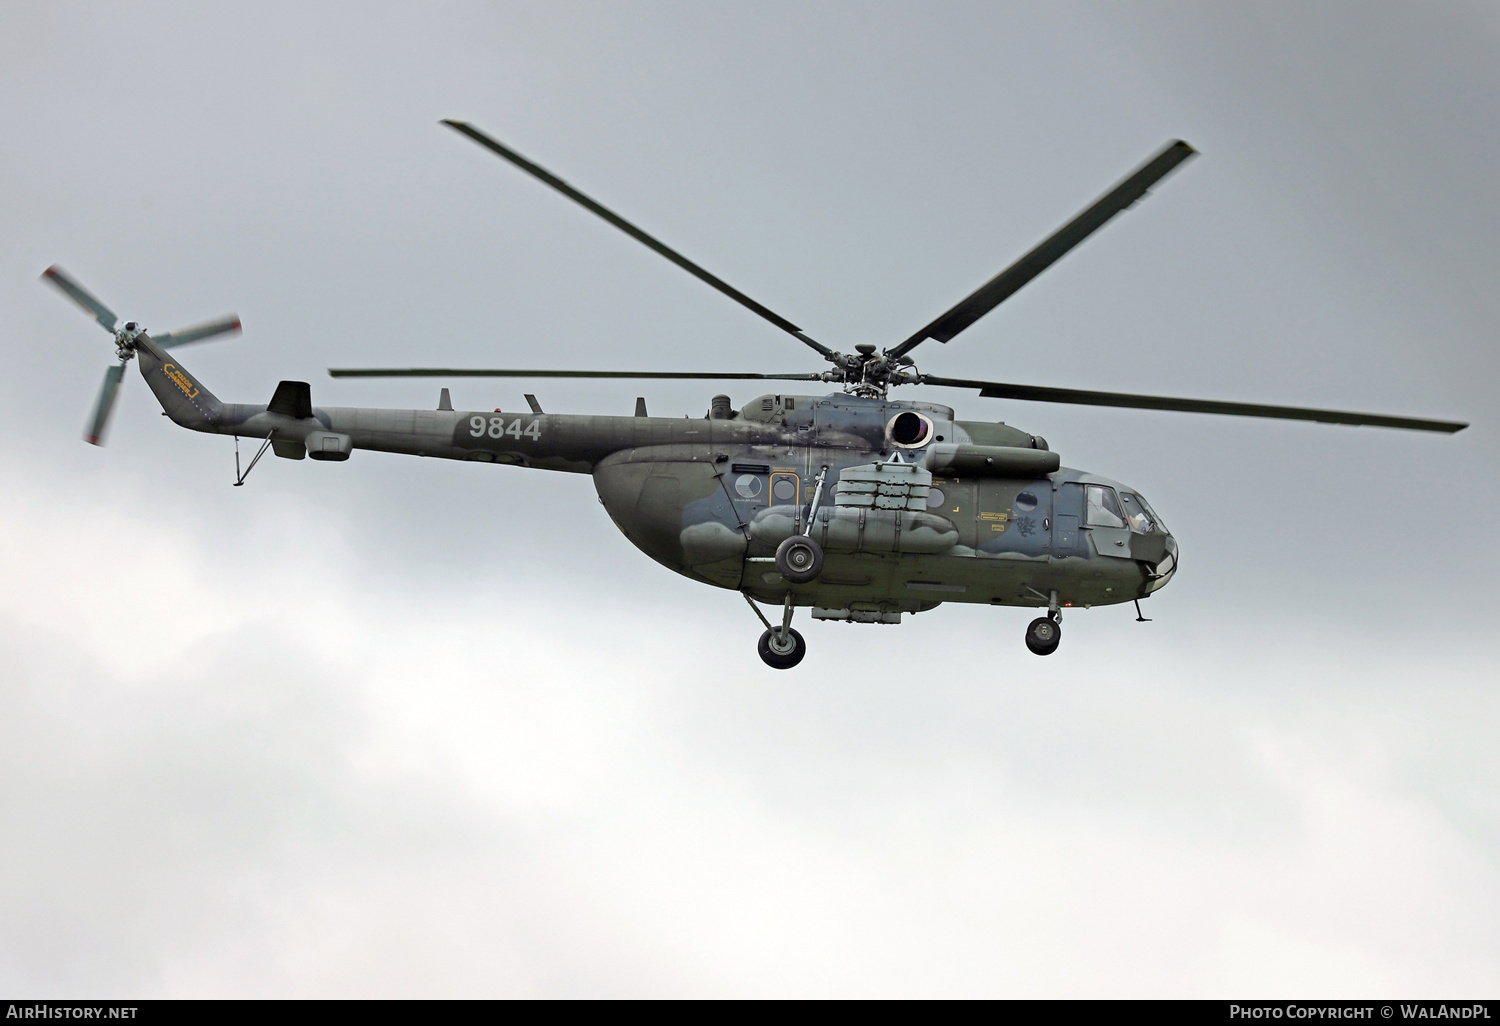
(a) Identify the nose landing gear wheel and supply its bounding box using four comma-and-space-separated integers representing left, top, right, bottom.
775, 535, 823, 583
758, 627, 807, 669
1025, 616, 1061, 656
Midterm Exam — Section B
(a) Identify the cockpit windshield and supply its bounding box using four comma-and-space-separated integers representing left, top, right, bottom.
1120, 491, 1166, 535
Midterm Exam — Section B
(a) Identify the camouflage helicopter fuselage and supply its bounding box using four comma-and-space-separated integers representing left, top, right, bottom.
51, 128, 1463, 665
138, 336, 1178, 624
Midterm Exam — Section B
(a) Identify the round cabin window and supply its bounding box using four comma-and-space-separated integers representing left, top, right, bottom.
926, 487, 946, 509
734, 474, 763, 499
1014, 490, 1039, 512
772, 477, 798, 502
887, 410, 934, 448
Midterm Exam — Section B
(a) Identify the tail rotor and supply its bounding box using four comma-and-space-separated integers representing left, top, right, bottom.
41, 265, 241, 445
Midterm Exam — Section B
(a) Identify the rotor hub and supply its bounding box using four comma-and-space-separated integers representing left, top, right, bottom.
821, 347, 920, 398
113, 323, 144, 362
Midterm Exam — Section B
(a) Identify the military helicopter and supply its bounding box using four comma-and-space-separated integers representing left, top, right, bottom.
44, 122, 1467, 668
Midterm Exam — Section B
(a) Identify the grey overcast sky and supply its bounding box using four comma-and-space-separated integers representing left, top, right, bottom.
1, 0, 1497, 997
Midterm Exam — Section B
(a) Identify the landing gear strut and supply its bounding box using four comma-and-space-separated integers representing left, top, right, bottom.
746, 593, 807, 669
1025, 590, 1062, 656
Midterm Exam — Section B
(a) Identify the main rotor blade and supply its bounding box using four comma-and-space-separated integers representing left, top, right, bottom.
919, 374, 1467, 433
155, 314, 242, 349
329, 367, 824, 381
42, 265, 119, 333
441, 119, 833, 359
84, 363, 126, 445
889, 140, 1198, 361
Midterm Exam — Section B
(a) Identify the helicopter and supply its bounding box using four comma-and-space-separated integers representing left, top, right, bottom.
43, 122, 1467, 668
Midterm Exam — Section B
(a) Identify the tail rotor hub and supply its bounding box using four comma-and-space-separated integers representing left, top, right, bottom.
113, 322, 143, 361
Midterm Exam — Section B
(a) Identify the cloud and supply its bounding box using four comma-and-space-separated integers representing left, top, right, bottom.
1, 454, 1497, 996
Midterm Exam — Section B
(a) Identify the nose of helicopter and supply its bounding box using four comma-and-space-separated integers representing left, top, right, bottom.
1145, 533, 1179, 593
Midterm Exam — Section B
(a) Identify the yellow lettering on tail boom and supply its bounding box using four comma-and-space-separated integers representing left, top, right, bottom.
162, 363, 200, 401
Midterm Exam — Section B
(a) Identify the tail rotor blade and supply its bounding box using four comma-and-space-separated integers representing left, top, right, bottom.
155, 314, 242, 349
42, 266, 119, 333
84, 363, 126, 446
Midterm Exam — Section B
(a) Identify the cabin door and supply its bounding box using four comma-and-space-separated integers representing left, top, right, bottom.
1084, 483, 1134, 559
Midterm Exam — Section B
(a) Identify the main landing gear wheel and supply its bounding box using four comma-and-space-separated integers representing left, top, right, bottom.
1025, 616, 1062, 656
775, 535, 824, 583
758, 627, 807, 669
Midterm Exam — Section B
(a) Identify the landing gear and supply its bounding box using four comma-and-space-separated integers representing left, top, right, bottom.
758, 627, 807, 669
775, 535, 823, 583
1026, 590, 1063, 656
745, 593, 808, 669
754, 473, 825, 657
1025, 616, 1061, 656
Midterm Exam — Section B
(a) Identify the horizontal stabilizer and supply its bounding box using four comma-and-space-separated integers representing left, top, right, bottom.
268, 380, 313, 419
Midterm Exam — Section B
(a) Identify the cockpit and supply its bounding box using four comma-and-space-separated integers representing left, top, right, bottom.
1084, 482, 1178, 589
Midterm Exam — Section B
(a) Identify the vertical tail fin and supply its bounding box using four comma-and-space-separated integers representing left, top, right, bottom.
134, 335, 224, 431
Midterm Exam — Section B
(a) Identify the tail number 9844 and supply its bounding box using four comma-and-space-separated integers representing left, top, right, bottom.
470, 415, 542, 441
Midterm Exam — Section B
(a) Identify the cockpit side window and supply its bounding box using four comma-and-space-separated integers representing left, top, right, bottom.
1085, 485, 1126, 528
1119, 492, 1156, 534
1133, 492, 1167, 534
